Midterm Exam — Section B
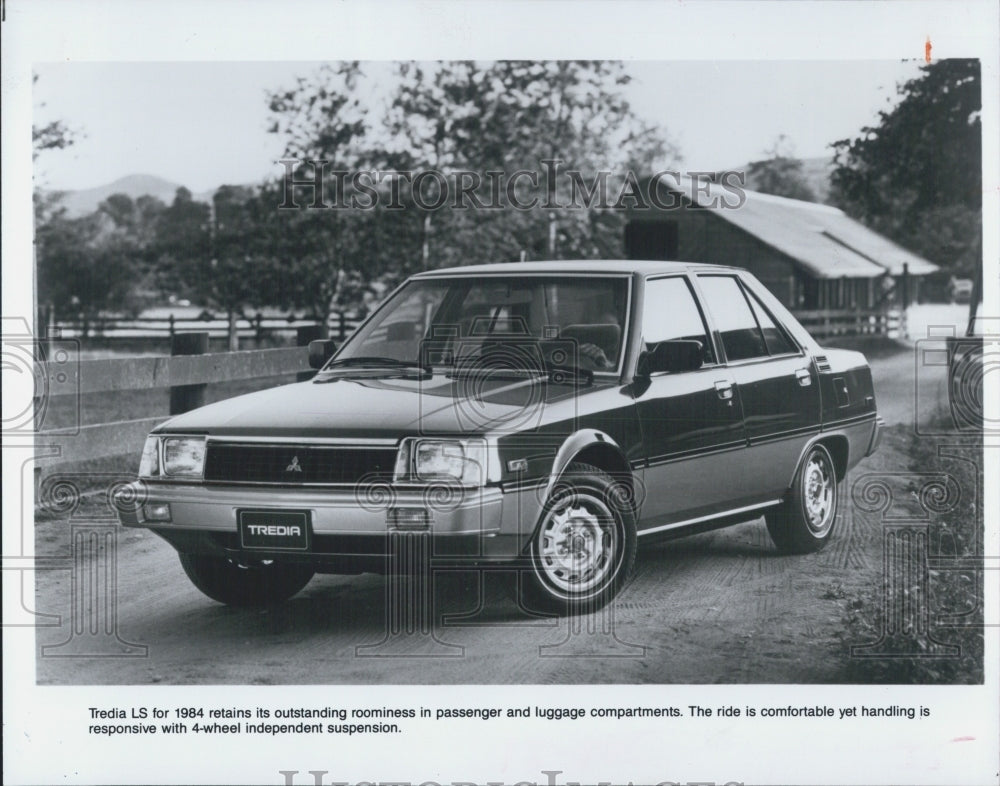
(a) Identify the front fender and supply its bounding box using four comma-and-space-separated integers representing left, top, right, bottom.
542, 429, 632, 504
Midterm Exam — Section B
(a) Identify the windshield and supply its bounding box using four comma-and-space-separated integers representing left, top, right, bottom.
333, 275, 631, 374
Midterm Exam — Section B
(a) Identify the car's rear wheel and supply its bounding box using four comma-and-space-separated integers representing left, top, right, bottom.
518, 462, 636, 615
178, 553, 314, 606
766, 443, 838, 553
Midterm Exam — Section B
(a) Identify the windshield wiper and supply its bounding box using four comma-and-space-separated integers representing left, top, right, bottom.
324, 356, 431, 374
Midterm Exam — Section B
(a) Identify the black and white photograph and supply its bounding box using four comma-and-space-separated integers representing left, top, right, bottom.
3, 2, 998, 785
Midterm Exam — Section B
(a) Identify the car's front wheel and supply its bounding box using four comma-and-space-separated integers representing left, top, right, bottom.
178, 553, 314, 606
766, 443, 838, 553
518, 462, 636, 615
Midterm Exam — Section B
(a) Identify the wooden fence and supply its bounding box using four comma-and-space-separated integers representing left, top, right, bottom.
793, 308, 904, 340
35, 345, 310, 470
50, 311, 362, 343
54, 308, 900, 344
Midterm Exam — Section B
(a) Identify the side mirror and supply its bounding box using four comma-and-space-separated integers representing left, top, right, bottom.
638, 339, 703, 375
308, 339, 338, 369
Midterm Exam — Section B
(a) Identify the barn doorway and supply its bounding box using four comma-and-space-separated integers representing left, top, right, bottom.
624, 220, 679, 261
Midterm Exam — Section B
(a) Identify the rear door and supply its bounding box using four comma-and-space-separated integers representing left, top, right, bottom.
634, 275, 747, 527
694, 274, 821, 502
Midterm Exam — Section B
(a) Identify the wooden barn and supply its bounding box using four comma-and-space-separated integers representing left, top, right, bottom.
625, 174, 937, 311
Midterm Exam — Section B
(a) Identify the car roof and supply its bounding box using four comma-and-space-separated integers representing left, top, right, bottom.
411, 259, 744, 277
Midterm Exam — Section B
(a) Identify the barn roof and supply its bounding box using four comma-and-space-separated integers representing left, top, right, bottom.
668, 174, 938, 279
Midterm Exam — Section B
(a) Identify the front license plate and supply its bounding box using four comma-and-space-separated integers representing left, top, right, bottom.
238, 510, 310, 551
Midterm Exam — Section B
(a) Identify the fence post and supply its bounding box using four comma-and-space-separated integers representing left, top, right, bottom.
168, 313, 175, 339
169, 332, 209, 415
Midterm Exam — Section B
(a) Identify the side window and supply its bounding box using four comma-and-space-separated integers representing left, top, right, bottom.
696, 275, 768, 362
642, 277, 715, 364
745, 288, 798, 355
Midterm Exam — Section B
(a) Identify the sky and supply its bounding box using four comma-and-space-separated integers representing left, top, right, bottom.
32, 59, 925, 193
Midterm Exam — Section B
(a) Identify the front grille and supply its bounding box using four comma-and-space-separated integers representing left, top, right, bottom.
203, 442, 396, 485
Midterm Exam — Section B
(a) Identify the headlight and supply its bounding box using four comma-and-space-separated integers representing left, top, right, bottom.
138, 436, 160, 477
161, 436, 207, 478
395, 438, 486, 486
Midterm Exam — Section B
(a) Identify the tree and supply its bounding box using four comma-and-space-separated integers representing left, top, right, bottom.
255, 181, 380, 331
32, 75, 80, 162
745, 135, 817, 201
33, 73, 83, 335
263, 60, 680, 319
36, 188, 164, 326
829, 59, 982, 278
385, 60, 679, 264
154, 186, 275, 350
266, 63, 374, 336
35, 210, 139, 327
32, 119, 76, 160
384, 61, 486, 270
97, 193, 166, 313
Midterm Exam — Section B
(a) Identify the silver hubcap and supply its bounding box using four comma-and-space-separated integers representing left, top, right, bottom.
803, 452, 834, 535
537, 493, 618, 594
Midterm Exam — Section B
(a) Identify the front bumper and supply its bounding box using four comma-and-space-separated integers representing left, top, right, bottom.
116, 480, 544, 567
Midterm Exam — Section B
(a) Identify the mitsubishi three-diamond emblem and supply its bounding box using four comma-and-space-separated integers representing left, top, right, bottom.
285, 455, 303, 473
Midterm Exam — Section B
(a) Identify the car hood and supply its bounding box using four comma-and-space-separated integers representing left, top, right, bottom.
155, 371, 606, 440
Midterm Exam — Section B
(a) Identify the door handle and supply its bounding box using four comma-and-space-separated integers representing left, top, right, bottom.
795, 368, 812, 386
714, 380, 734, 401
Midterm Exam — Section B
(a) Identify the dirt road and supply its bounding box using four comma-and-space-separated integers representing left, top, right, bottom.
32, 344, 950, 684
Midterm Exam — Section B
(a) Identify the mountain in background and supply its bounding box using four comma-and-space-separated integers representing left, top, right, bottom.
45, 174, 220, 217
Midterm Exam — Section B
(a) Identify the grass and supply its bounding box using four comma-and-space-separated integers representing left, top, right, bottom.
838, 422, 984, 684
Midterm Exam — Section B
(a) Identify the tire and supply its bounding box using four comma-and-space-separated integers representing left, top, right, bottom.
517, 462, 637, 616
766, 443, 838, 554
178, 553, 314, 607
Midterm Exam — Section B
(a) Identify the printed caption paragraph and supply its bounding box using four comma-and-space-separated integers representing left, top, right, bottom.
86, 702, 932, 737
